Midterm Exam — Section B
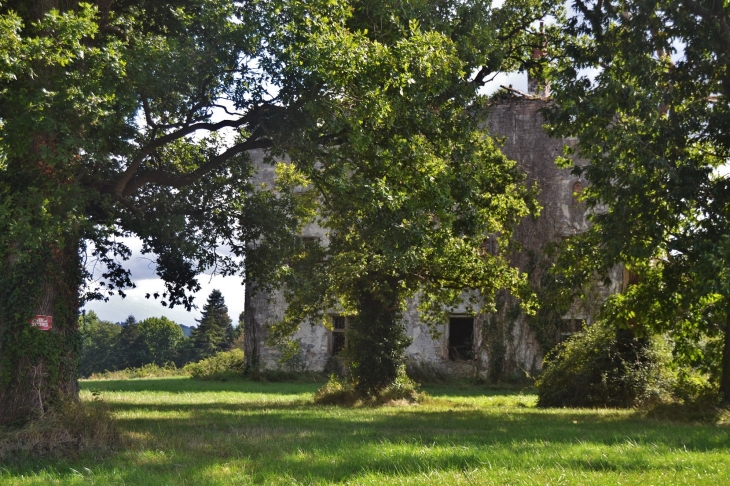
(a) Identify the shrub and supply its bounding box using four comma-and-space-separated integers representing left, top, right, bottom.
184, 349, 245, 380
536, 323, 676, 408
314, 374, 357, 406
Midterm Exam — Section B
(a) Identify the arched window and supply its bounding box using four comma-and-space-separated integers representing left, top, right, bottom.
572, 181, 583, 205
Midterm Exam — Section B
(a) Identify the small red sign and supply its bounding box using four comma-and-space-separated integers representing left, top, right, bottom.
29, 315, 52, 331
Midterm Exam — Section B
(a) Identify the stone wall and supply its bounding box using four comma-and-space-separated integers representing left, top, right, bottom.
244, 97, 620, 377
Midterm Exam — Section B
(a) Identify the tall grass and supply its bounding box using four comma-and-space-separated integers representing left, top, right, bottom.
86, 362, 188, 380
1, 378, 729, 484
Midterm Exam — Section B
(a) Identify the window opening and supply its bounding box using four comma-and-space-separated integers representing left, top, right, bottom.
448, 317, 474, 361
560, 318, 584, 342
330, 315, 348, 356
300, 236, 318, 247
572, 181, 583, 205
482, 235, 498, 256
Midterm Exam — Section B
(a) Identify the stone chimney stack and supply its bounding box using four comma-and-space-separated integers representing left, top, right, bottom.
527, 22, 549, 97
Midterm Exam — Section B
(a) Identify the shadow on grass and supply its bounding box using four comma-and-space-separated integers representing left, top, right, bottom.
81, 377, 322, 395
81, 378, 534, 398
421, 384, 536, 398
5, 379, 730, 484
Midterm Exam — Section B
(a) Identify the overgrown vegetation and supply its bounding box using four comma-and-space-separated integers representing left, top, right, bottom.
545, 0, 730, 403
536, 322, 716, 408
0, 398, 119, 462
184, 349, 246, 380
86, 363, 188, 381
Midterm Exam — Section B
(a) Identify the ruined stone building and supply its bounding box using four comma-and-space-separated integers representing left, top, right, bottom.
245, 90, 622, 379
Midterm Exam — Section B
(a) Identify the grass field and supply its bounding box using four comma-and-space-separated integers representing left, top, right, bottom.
2, 377, 730, 485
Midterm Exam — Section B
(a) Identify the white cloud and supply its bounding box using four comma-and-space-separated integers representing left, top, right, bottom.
84, 273, 245, 327
83, 237, 245, 327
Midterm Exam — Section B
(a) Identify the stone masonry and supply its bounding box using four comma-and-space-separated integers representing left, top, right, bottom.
244, 94, 622, 379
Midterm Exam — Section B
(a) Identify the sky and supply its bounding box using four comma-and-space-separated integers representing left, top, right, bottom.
83, 237, 245, 327
83, 71, 529, 327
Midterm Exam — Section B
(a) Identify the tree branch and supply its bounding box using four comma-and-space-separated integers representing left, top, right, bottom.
121, 128, 271, 197
114, 105, 266, 196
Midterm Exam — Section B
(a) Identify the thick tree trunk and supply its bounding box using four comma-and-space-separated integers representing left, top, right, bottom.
719, 301, 730, 405
346, 278, 410, 396
0, 242, 82, 426
243, 282, 260, 373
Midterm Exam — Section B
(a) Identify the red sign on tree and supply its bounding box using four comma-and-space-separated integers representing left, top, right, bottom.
29, 315, 52, 331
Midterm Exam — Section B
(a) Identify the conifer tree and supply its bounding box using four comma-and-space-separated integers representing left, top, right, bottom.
192, 290, 234, 360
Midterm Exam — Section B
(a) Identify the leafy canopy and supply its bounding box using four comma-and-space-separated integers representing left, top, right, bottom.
262, 0, 562, 350
545, 0, 730, 395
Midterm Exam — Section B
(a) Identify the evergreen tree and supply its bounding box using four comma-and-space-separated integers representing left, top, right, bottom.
192, 290, 234, 360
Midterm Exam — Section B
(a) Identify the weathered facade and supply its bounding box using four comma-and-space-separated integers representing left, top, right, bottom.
245, 94, 622, 379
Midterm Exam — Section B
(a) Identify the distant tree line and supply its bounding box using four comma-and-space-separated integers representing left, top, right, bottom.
79, 290, 241, 377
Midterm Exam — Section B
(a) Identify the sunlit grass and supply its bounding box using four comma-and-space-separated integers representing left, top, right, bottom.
1, 377, 729, 485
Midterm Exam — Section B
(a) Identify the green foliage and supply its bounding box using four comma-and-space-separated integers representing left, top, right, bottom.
344, 282, 411, 396
544, 0, 730, 400
537, 323, 677, 408
79, 313, 191, 377
86, 363, 187, 381
0, 0, 562, 420
267, 0, 563, 395
191, 290, 235, 360
184, 349, 245, 381
78, 311, 121, 378
522, 247, 580, 355
136, 316, 184, 366
313, 374, 355, 405
0, 0, 305, 422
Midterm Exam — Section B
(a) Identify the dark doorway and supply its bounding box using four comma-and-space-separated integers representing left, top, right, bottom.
448, 317, 474, 361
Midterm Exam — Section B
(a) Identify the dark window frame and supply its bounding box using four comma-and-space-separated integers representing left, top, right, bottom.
329, 315, 349, 356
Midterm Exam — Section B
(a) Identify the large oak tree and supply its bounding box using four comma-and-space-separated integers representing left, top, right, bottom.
0, 0, 559, 423
259, 0, 562, 394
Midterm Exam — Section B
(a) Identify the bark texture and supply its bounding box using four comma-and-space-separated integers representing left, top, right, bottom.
720, 303, 730, 405
243, 282, 260, 373
0, 243, 82, 426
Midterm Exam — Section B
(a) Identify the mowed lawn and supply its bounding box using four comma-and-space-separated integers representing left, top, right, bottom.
2, 378, 730, 485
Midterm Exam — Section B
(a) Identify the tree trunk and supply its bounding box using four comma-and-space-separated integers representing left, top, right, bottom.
0, 242, 83, 426
719, 300, 730, 405
243, 282, 260, 373
346, 278, 410, 396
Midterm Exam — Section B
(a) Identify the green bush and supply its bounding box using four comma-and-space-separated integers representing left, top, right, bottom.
184, 349, 245, 380
537, 323, 676, 408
